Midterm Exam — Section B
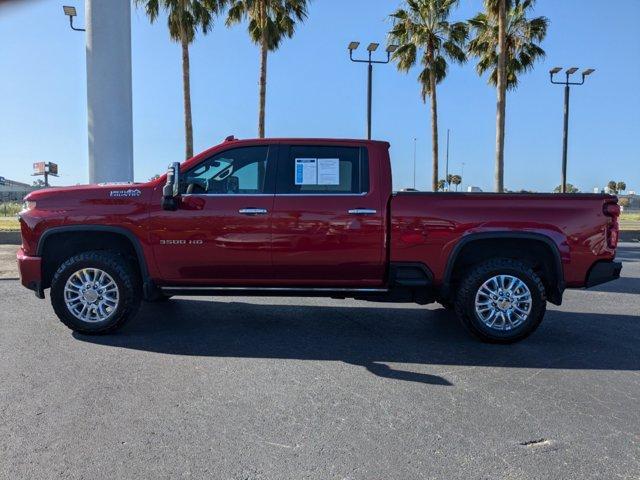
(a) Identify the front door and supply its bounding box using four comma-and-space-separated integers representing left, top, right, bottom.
149, 144, 277, 285
270, 144, 385, 287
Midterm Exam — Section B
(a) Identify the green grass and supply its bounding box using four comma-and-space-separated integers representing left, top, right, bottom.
621, 212, 640, 222
620, 211, 640, 231
0, 203, 22, 231
0, 217, 20, 232
0, 202, 22, 217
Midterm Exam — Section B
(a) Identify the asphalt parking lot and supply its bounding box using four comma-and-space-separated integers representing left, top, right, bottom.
1, 244, 639, 479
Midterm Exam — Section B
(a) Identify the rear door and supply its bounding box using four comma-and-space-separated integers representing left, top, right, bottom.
271, 143, 385, 286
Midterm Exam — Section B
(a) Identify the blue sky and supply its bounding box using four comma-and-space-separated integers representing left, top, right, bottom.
1, 0, 639, 192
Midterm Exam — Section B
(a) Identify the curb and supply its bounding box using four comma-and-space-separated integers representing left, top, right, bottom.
0, 232, 21, 245
620, 231, 640, 243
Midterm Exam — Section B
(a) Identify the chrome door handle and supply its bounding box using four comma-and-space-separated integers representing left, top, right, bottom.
239, 208, 268, 215
348, 209, 377, 215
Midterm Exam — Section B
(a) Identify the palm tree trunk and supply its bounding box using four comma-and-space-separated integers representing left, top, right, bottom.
429, 71, 439, 192
258, 0, 268, 138
181, 33, 194, 159
494, 0, 507, 192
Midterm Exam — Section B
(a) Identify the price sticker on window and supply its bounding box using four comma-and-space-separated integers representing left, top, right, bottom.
295, 158, 318, 185
317, 158, 340, 185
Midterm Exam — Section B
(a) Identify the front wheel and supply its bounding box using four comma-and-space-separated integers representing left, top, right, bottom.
454, 258, 547, 343
50, 251, 141, 334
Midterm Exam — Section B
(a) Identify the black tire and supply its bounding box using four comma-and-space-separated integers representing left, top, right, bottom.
454, 258, 546, 344
50, 251, 141, 334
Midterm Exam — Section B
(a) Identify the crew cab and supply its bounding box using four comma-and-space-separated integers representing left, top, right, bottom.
17, 138, 622, 343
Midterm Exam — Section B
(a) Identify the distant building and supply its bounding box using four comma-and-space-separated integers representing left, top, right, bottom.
0, 177, 36, 202
467, 186, 483, 193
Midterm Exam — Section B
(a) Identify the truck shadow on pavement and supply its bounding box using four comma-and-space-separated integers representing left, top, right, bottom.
589, 276, 640, 294
75, 300, 640, 386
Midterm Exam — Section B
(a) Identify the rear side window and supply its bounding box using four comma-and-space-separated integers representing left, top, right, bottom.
276, 146, 369, 194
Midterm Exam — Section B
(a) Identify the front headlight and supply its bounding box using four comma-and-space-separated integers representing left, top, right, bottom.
19, 201, 36, 218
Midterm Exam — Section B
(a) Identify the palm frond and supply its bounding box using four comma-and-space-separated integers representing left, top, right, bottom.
388, 0, 467, 99
225, 0, 310, 51
468, 0, 548, 88
135, 0, 227, 43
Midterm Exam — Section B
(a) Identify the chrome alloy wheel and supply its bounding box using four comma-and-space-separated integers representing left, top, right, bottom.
63, 268, 120, 323
474, 274, 532, 331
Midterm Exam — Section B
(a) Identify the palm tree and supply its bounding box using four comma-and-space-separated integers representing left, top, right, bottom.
226, 0, 309, 138
607, 180, 619, 194
554, 183, 578, 193
446, 173, 454, 190
389, 0, 468, 192
451, 174, 462, 191
135, 0, 224, 159
468, 0, 548, 192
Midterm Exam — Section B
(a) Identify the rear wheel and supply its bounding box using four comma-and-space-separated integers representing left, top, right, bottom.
50, 251, 141, 334
454, 258, 546, 343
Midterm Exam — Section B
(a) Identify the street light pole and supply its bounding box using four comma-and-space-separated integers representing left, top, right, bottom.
367, 61, 373, 140
561, 83, 570, 193
445, 129, 450, 191
348, 42, 398, 140
413, 138, 417, 189
549, 67, 595, 193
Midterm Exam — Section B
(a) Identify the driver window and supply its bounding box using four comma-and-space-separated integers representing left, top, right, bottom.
182, 146, 269, 195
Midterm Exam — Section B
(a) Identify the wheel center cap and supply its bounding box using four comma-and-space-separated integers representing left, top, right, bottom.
83, 289, 99, 303
497, 299, 512, 310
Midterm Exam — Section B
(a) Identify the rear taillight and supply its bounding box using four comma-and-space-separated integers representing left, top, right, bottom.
603, 201, 620, 249
603, 202, 620, 217
607, 227, 619, 249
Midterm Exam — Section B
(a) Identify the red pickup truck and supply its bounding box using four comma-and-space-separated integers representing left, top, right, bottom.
17, 137, 622, 343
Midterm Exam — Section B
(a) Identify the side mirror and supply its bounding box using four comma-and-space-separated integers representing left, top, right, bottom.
161, 162, 181, 211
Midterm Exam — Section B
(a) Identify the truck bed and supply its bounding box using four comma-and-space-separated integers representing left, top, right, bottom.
390, 192, 617, 287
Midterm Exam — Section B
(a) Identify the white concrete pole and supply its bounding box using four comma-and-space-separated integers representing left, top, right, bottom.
85, 0, 134, 183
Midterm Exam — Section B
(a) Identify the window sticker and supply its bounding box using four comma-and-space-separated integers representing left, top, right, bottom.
295, 158, 318, 185
317, 158, 340, 185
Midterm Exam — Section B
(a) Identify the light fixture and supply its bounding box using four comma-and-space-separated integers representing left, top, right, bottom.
548, 64, 595, 194
62, 4, 85, 31
348, 39, 394, 139
63, 5, 77, 17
